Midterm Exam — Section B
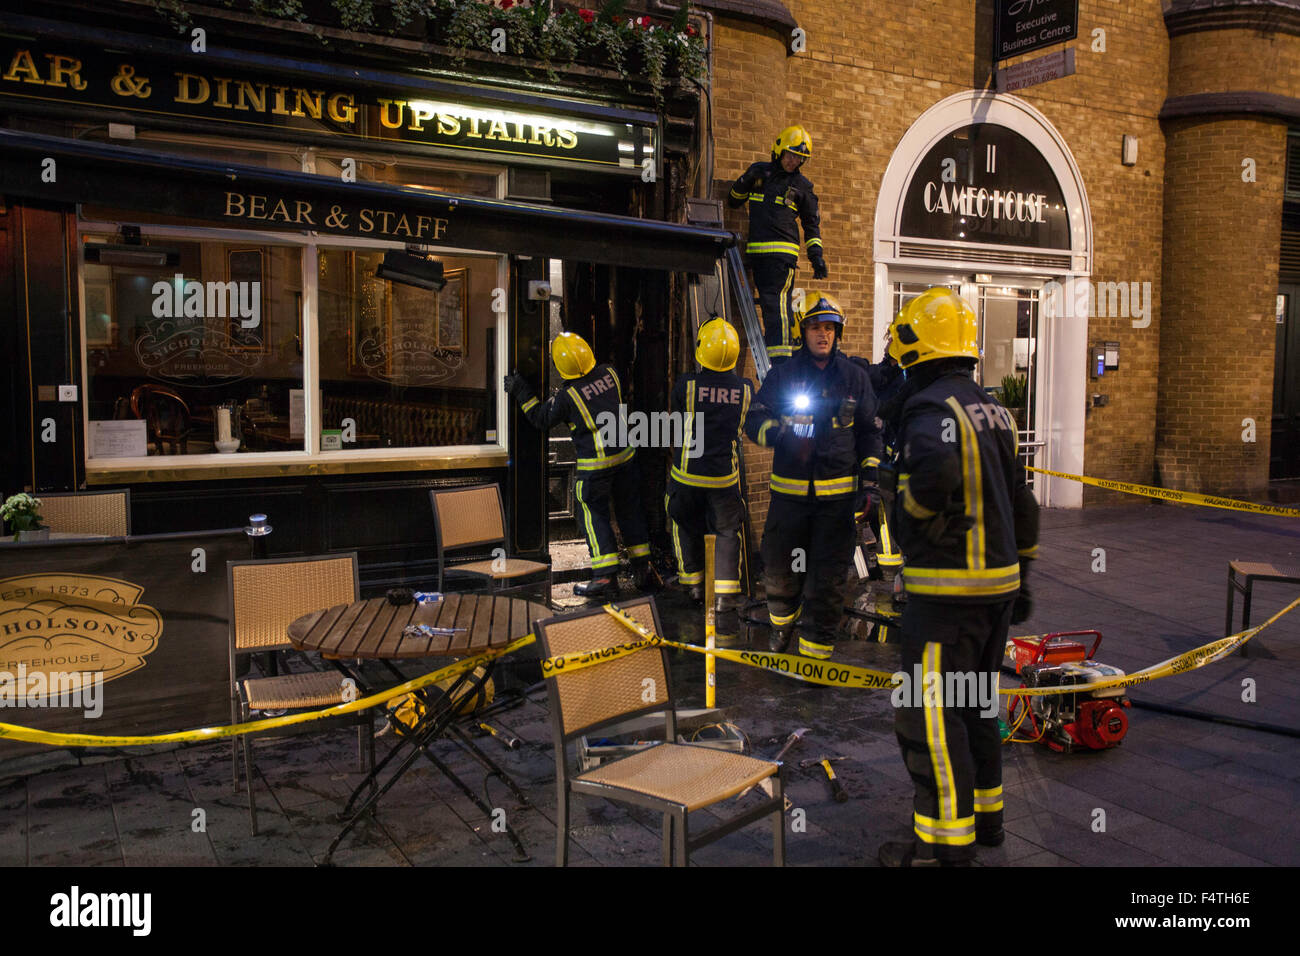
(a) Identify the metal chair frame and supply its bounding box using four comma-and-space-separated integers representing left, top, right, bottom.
536, 597, 785, 867
226, 552, 374, 834
429, 483, 551, 603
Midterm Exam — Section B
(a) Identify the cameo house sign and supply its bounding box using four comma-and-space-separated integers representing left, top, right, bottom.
993, 0, 1079, 62
900, 123, 1071, 250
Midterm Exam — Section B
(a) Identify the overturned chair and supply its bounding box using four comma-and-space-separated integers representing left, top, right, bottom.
535, 597, 784, 867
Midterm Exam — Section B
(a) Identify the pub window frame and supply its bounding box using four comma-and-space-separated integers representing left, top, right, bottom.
77, 218, 511, 475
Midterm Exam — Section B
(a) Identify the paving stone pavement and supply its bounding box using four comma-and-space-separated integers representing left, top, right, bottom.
2, 501, 1298, 867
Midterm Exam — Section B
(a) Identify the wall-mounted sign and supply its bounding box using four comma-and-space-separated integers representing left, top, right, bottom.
993, 0, 1079, 62
899, 124, 1071, 250
0, 530, 243, 744
996, 47, 1076, 92
0, 40, 652, 169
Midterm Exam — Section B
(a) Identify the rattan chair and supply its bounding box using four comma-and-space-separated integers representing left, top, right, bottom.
37, 490, 131, 536
228, 553, 374, 834
536, 597, 785, 867
430, 484, 550, 602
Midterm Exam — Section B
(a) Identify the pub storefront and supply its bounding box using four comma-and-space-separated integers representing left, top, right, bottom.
0, 3, 726, 588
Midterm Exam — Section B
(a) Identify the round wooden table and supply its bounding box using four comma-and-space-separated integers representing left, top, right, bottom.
287, 592, 549, 659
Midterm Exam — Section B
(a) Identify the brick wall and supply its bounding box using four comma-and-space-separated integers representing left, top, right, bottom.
711, 1, 1175, 516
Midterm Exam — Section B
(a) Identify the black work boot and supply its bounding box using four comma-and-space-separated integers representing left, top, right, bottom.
877, 841, 970, 867
769, 622, 795, 653
574, 576, 616, 600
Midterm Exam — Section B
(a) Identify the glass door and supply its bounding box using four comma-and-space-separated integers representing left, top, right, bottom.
973, 283, 1041, 494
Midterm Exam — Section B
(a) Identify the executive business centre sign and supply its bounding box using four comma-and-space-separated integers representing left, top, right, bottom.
993, 0, 1079, 62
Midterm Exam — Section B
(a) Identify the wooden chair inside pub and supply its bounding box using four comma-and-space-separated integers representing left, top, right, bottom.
130, 383, 191, 455
226, 552, 374, 834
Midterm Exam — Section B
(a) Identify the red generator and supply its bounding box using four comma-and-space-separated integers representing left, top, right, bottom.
1008, 631, 1131, 753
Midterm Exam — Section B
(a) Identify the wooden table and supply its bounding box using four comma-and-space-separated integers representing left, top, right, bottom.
287, 592, 548, 863
288, 593, 547, 660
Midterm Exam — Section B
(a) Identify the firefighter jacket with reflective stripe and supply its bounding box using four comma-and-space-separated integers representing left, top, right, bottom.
890, 369, 1039, 603
727, 161, 823, 263
744, 349, 881, 499
670, 369, 754, 488
518, 364, 634, 472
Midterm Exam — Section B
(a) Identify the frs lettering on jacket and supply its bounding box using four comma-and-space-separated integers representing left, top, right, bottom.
961, 402, 1016, 433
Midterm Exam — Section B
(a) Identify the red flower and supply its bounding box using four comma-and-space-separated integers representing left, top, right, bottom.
578, 8, 595, 22
500, 0, 514, 8
686, 24, 696, 36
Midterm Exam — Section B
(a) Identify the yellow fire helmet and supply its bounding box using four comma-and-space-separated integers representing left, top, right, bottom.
695, 316, 740, 372
890, 287, 979, 369
551, 331, 596, 380
801, 291, 845, 337
772, 125, 813, 162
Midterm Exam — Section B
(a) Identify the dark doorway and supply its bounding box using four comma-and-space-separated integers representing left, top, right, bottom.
1272, 285, 1300, 479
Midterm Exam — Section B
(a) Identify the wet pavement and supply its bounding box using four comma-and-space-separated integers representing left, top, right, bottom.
3, 501, 1300, 866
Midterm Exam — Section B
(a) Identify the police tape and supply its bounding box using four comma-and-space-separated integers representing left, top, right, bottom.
1027, 466, 1300, 517
999, 594, 1300, 697
0, 634, 536, 747
531, 600, 1299, 696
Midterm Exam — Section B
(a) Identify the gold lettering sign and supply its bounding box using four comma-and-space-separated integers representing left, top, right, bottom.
223, 192, 450, 241
0, 573, 163, 689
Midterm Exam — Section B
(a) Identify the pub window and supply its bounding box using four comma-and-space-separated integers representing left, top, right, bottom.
82, 233, 304, 459
79, 220, 509, 471
317, 245, 501, 450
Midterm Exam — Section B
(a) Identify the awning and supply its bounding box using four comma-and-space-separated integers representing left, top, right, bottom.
0, 130, 736, 273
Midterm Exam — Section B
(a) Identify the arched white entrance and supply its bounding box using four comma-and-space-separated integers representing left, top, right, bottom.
873, 91, 1092, 508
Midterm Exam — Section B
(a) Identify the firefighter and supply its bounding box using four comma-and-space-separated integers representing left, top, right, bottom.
875, 288, 1039, 867
744, 293, 881, 660
727, 125, 826, 366
666, 317, 754, 610
503, 332, 656, 599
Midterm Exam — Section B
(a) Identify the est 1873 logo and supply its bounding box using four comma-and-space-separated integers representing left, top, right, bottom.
0, 574, 163, 697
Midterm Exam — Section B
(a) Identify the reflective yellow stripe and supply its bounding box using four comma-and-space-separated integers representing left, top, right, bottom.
1018, 545, 1039, 558
678, 570, 703, 584
766, 344, 795, 358
576, 479, 600, 560
590, 552, 621, 570
799, 637, 832, 659
680, 381, 695, 472
729, 187, 747, 199
778, 265, 794, 350
746, 192, 765, 202
769, 606, 801, 626
757, 419, 780, 446
746, 241, 800, 256
521, 397, 539, 412
770, 474, 810, 496
814, 477, 856, 497
902, 483, 937, 519
715, 580, 741, 594
879, 510, 903, 567
671, 467, 739, 488
923, 642, 959, 823
806, 237, 822, 249
913, 811, 976, 846
627, 543, 650, 558
945, 397, 984, 570
974, 786, 1003, 812
577, 447, 635, 471
904, 564, 1020, 597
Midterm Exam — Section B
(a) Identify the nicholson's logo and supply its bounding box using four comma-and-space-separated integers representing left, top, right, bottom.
49, 886, 151, 936
0, 574, 163, 690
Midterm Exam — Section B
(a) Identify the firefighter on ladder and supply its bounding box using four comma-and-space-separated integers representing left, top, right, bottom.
875, 288, 1039, 866
727, 125, 826, 366
666, 317, 754, 613
504, 332, 658, 599
744, 293, 881, 660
